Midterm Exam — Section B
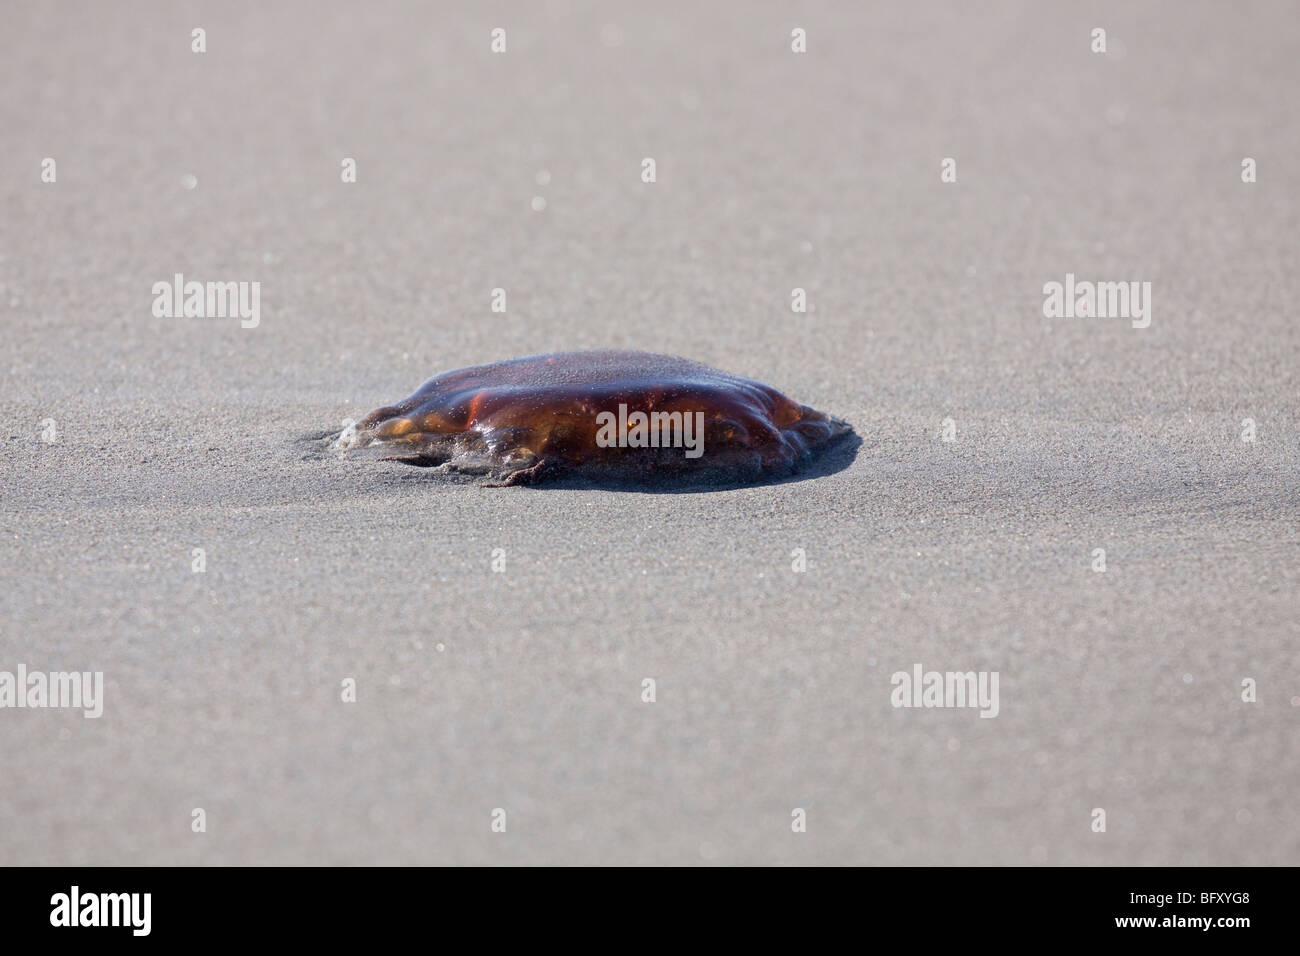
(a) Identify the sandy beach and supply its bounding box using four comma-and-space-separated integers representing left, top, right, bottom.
2, 0, 1297, 865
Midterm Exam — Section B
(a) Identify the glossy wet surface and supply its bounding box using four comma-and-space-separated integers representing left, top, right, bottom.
335, 350, 854, 486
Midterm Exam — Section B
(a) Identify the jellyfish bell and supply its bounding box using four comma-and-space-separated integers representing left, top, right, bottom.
336, 350, 853, 487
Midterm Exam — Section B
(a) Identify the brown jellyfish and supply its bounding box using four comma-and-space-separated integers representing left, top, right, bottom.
334, 350, 853, 486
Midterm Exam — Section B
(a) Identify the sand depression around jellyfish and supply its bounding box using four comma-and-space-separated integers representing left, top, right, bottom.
332, 350, 855, 487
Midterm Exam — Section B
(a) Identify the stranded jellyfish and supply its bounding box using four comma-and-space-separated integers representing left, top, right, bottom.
334, 350, 853, 486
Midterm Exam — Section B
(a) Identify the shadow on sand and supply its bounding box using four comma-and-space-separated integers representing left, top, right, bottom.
529, 431, 863, 494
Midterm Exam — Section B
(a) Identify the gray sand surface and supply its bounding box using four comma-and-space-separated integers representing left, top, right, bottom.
2, 0, 1297, 864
